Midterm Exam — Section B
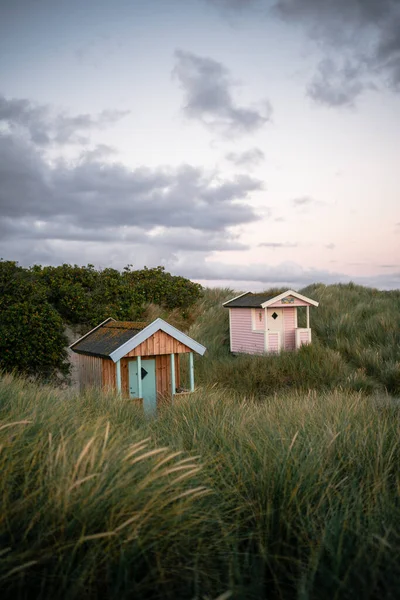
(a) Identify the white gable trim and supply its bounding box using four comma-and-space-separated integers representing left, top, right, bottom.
222, 291, 250, 307
69, 317, 115, 349
260, 290, 319, 308
109, 317, 206, 362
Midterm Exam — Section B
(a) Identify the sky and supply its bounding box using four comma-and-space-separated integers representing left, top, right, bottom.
0, 0, 399, 290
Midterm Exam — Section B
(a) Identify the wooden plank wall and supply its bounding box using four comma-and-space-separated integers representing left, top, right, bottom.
75, 354, 103, 391
116, 354, 181, 400
102, 358, 116, 391
125, 330, 191, 357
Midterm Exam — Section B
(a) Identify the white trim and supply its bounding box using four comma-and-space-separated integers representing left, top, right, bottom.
189, 352, 195, 392
69, 317, 115, 349
137, 355, 142, 398
222, 291, 250, 306
260, 290, 319, 308
264, 307, 268, 352
109, 318, 206, 363
295, 307, 298, 328
170, 353, 175, 396
295, 328, 311, 349
251, 307, 265, 333
229, 309, 233, 352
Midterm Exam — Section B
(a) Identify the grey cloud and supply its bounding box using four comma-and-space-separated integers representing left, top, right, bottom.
0, 108, 262, 264
258, 242, 297, 248
173, 50, 272, 136
292, 195, 315, 206
209, 0, 400, 105
173, 257, 400, 289
0, 218, 247, 252
0, 94, 129, 145
225, 147, 265, 168
307, 58, 372, 107
326, 243, 335, 250
274, 0, 400, 103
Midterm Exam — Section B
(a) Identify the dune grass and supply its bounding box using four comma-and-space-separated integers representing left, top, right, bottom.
1, 374, 400, 599
188, 284, 400, 396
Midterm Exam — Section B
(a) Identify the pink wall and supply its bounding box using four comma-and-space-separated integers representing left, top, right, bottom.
229, 306, 299, 353
254, 309, 264, 331
299, 330, 311, 346
268, 332, 279, 352
230, 309, 264, 354
283, 307, 296, 350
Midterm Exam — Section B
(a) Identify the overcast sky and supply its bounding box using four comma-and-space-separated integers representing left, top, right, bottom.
1, 0, 399, 290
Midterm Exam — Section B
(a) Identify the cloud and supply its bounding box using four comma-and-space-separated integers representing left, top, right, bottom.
292, 195, 316, 206
0, 94, 129, 146
306, 58, 373, 107
173, 257, 400, 289
274, 0, 400, 104
326, 243, 335, 250
0, 90, 264, 269
225, 147, 265, 168
208, 0, 400, 106
173, 50, 272, 136
258, 242, 298, 248
0, 134, 262, 229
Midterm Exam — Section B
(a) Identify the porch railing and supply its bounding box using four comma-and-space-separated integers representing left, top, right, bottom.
295, 328, 312, 349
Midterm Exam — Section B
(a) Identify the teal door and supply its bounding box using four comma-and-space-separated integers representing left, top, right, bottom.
128, 359, 157, 415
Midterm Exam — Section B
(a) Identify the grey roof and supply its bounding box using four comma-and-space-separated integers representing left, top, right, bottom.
71, 321, 148, 359
223, 293, 274, 308
71, 318, 207, 361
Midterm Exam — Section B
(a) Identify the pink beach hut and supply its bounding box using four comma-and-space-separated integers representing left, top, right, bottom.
223, 290, 319, 354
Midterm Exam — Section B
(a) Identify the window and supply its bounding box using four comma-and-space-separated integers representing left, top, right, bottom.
271, 312, 278, 320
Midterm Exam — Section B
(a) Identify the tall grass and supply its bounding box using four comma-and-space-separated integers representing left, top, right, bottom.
1, 374, 400, 599
189, 284, 400, 396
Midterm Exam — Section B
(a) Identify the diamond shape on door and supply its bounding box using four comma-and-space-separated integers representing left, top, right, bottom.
141, 367, 148, 379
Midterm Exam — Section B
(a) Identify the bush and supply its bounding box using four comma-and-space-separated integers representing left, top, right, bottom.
0, 261, 69, 380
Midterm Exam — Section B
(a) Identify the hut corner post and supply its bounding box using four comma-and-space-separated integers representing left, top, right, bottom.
137, 355, 143, 398
263, 307, 268, 352
306, 305, 310, 329
170, 353, 176, 399
189, 352, 195, 392
116, 360, 122, 394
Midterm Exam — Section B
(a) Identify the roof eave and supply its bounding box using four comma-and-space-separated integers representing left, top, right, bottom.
69, 317, 115, 349
261, 290, 319, 308
109, 318, 207, 363
222, 291, 251, 307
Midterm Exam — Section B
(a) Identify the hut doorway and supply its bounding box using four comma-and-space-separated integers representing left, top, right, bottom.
267, 308, 284, 351
128, 359, 157, 414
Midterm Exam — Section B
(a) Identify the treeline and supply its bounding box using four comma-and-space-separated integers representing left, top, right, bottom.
0, 261, 202, 380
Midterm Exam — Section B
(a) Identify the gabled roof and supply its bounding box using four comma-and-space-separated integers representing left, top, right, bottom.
70, 318, 206, 361
223, 290, 319, 308
223, 292, 275, 308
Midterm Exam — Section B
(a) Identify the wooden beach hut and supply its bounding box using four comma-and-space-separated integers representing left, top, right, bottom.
70, 318, 206, 413
224, 290, 319, 354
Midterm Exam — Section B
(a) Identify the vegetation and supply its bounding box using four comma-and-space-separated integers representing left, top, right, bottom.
1, 279, 400, 597
0, 375, 399, 599
0, 261, 69, 380
188, 284, 400, 396
0, 261, 202, 380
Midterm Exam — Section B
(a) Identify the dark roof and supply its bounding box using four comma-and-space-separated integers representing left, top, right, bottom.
224, 293, 274, 308
71, 321, 148, 359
